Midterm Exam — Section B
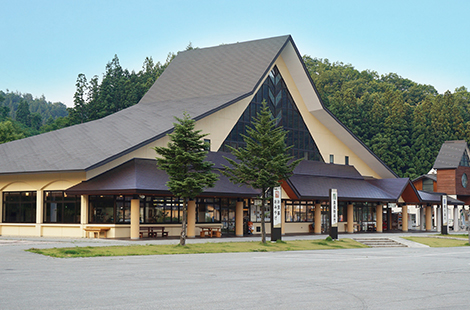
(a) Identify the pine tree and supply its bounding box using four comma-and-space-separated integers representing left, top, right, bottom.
222, 101, 301, 244
16, 100, 31, 127
154, 112, 218, 246
69, 73, 88, 124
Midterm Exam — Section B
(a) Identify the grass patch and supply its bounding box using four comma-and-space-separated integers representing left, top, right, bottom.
26, 238, 367, 258
436, 234, 469, 239
403, 237, 469, 247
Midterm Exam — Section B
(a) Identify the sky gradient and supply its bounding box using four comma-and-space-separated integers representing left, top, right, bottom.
1, 0, 469, 107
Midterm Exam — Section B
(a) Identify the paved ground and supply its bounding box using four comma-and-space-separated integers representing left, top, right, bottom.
1, 232, 469, 309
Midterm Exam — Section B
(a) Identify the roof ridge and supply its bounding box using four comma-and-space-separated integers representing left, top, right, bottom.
177, 35, 292, 54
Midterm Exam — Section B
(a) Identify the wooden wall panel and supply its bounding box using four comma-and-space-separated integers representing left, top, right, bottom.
413, 179, 423, 191
437, 169, 456, 194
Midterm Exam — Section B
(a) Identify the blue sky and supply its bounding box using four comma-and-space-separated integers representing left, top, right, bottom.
1, 0, 469, 107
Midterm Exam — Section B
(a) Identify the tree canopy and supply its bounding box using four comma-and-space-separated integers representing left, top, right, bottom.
304, 56, 470, 178
68, 54, 172, 125
0, 90, 68, 141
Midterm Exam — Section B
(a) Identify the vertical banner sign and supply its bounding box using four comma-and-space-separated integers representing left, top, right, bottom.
330, 189, 338, 240
273, 187, 282, 228
441, 195, 448, 235
271, 187, 282, 241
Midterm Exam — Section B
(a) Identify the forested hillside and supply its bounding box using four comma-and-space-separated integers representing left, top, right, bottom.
67, 54, 172, 126
1, 47, 468, 179
0, 91, 68, 122
0, 52, 174, 140
0, 91, 68, 141
303, 56, 470, 178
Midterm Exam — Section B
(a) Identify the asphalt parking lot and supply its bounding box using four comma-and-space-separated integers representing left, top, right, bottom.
1, 233, 469, 310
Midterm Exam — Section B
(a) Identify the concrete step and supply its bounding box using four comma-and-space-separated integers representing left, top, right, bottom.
353, 237, 408, 247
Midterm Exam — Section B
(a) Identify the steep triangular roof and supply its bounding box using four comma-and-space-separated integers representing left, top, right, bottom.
0, 35, 396, 179
140, 35, 290, 105
0, 36, 290, 174
433, 140, 469, 169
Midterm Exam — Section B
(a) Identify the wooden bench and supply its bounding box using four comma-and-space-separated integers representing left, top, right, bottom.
140, 226, 169, 238
199, 227, 221, 238
84, 227, 110, 238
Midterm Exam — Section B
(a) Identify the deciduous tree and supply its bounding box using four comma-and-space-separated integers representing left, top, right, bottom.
0, 120, 25, 144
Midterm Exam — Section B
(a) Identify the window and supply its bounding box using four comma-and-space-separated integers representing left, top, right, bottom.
220, 198, 237, 234
220, 66, 323, 162
2, 191, 37, 223
353, 203, 377, 231
116, 195, 131, 223
338, 202, 347, 222
460, 150, 470, 167
284, 200, 313, 222
250, 199, 271, 222
89, 195, 115, 224
329, 154, 334, 164
141, 196, 182, 224
345, 156, 349, 165
196, 198, 221, 223
422, 178, 434, 192
44, 191, 80, 223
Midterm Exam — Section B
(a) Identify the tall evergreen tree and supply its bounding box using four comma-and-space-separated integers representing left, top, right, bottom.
154, 112, 218, 246
69, 73, 88, 124
0, 106, 9, 122
29, 113, 42, 131
222, 101, 301, 244
16, 100, 31, 127
411, 96, 434, 176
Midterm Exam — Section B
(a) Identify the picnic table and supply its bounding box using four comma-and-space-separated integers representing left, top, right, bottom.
139, 226, 169, 238
199, 227, 221, 238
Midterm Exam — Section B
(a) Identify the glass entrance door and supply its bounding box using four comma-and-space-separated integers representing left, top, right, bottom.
221, 200, 236, 235
321, 205, 330, 233
354, 205, 377, 232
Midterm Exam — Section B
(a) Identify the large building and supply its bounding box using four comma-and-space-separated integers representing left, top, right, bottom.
411, 141, 470, 231
0, 35, 422, 238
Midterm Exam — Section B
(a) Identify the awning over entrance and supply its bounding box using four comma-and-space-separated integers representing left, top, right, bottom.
418, 191, 465, 205
66, 152, 422, 205
66, 157, 260, 197
285, 160, 420, 203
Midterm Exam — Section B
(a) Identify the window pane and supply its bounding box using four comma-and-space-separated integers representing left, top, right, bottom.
6, 192, 21, 202
89, 196, 114, 224
45, 202, 60, 222
4, 203, 20, 222
63, 202, 78, 223
44, 191, 80, 223
3, 192, 36, 223
116, 201, 130, 224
